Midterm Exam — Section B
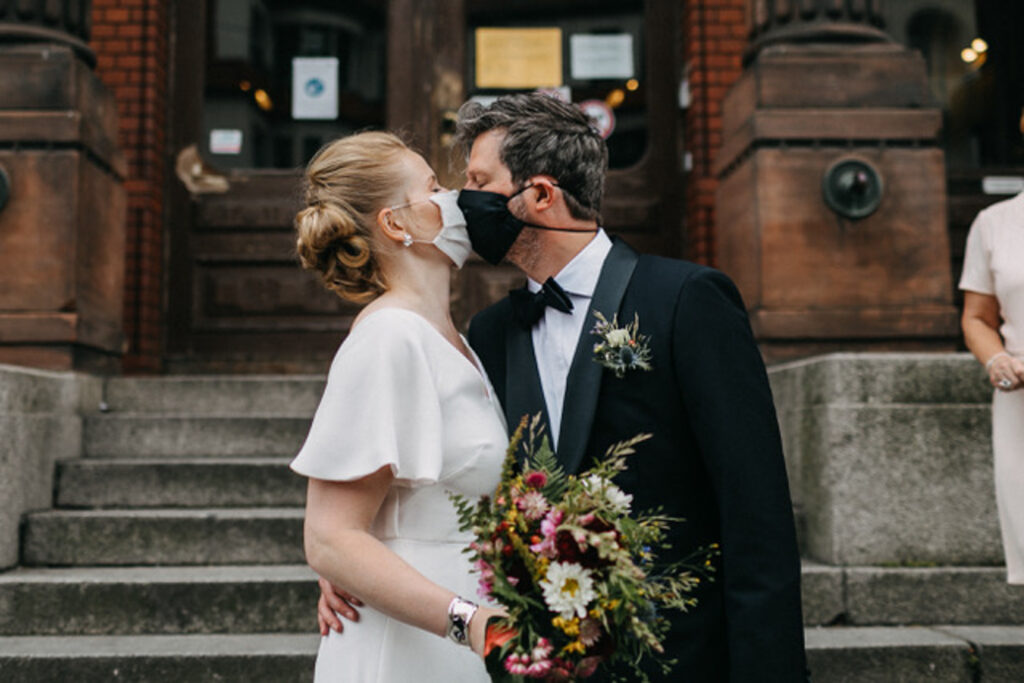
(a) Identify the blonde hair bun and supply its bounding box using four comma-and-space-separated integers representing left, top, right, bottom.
295, 132, 410, 303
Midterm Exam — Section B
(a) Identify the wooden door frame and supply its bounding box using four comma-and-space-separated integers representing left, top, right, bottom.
164, 0, 208, 359
161, 0, 683, 369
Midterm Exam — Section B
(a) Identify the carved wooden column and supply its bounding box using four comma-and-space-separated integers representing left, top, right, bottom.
0, 1, 127, 371
715, 0, 958, 362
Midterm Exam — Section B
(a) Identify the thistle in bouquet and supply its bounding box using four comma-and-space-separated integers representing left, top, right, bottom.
451, 415, 720, 682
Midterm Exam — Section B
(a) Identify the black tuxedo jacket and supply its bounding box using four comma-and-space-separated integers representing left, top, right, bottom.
467, 239, 807, 682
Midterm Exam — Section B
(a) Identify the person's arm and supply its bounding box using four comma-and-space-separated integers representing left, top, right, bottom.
304, 466, 500, 654
672, 268, 806, 682
962, 291, 1024, 390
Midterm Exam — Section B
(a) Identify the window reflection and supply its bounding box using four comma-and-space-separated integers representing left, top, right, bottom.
203, 0, 385, 170
885, 0, 1024, 169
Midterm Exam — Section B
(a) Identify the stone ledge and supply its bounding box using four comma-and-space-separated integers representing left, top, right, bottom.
770, 354, 1001, 565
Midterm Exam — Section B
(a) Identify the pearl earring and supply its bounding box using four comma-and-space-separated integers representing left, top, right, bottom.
402, 233, 413, 247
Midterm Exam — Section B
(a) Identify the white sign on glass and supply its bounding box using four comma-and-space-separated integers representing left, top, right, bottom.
982, 176, 1024, 195
570, 34, 634, 81
209, 129, 243, 155
292, 57, 339, 120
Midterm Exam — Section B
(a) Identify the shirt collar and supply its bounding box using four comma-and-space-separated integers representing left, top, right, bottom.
527, 229, 612, 298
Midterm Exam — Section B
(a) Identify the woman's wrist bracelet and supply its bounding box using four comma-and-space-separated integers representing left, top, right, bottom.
445, 596, 478, 647
986, 351, 1011, 370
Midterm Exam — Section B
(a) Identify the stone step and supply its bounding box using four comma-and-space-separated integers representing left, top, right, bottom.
83, 415, 312, 458
0, 633, 318, 682
56, 458, 305, 508
99, 376, 324, 416
801, 562, 1024, 627
805, 625, 1024, 682
0, 628, 1020, 682
22, 508, 305, 566
0, 565, 317, 636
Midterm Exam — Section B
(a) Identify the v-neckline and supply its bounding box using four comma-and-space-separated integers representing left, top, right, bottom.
353, 307, 494, 399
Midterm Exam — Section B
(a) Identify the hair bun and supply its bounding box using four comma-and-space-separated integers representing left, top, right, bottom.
294, 131, 410, 304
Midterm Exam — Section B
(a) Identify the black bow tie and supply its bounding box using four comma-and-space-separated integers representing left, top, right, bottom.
510, 278, 574, 329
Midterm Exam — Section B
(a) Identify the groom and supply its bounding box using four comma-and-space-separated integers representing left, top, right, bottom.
321, 94, 807, 681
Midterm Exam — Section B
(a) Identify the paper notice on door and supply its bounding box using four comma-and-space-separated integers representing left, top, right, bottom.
209, 129, 243, 155
570, 34, 634, 81
475, 28, 562, 89
292, 57, 339, 120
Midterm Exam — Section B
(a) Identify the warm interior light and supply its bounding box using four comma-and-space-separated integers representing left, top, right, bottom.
625, 78, 639, 91
971, 38, 988, 53
605, 88, 626, 108
961, 48, 978, 63
254, 89, 273, 111
239, 80, 252, 92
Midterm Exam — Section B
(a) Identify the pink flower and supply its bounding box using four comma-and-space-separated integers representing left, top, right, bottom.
530, 508, 564, 558
526, 660, 553, 677
517, 491, 549, 520
541, 508, 564, 536
525, 471, 548, 488
505, 653, 532, 675
575, 656, 603, 678
475, 560, 495, 599
532, 637, 553, 660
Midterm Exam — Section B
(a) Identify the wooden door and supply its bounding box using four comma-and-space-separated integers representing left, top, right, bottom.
165, 0, 682, 372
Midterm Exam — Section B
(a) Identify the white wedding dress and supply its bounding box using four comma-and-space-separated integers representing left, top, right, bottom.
290, 307, 507, 682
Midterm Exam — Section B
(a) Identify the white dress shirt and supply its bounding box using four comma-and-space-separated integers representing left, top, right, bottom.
526, 229, 613, 445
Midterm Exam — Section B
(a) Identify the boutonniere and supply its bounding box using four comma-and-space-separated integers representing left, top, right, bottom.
591, 311, 653, 379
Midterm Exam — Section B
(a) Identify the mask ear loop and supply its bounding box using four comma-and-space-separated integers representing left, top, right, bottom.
507, 182, 600, 234
394, 194, 451, 247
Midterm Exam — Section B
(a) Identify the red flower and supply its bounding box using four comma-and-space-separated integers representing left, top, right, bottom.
555, 530, 583, 563
524, 471, 548, 488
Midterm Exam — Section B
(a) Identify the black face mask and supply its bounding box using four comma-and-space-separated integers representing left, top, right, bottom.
457, 185, 598, 266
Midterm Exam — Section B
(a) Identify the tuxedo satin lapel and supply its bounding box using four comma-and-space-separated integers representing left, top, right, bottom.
556, 239, 639, 473
504, 314, 552, 446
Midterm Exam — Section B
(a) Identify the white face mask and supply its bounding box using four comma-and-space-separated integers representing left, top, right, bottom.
394, 190, 472, 269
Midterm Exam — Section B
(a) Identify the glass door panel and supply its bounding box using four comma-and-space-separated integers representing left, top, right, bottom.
202, 0, 386, 170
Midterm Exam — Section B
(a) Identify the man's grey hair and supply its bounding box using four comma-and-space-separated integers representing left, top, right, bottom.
454, 94, 608, 222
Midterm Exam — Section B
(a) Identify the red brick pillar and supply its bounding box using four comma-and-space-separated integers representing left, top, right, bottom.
682, 0, 748, 266
91, 0, 168, 373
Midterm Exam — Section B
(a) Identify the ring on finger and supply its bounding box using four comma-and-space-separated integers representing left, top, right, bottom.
999, 378, 1013, 389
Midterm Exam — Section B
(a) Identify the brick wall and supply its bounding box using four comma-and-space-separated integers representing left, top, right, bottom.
91, 0, 169, 373
682, 0, 748, 266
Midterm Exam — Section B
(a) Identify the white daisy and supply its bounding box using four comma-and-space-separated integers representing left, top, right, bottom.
604, 484, 633, 514
581, 475, 633, 514
540, 562, 597, 619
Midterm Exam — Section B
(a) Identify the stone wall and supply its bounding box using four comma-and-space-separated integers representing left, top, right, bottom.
769, 353, 1000, 566
0, 365, 99, 568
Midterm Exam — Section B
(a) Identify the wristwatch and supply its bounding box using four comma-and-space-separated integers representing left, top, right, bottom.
446, 596, 479, 646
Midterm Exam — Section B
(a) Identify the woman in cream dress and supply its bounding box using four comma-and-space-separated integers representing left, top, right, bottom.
290, 132, 506, 680
960, 189, 1024, 584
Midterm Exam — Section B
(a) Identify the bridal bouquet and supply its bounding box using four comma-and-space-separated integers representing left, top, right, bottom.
451, 415, 718, 682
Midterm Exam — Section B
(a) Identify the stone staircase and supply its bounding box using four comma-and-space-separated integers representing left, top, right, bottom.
0, 372, 1023, 681
0, 377, 323, 681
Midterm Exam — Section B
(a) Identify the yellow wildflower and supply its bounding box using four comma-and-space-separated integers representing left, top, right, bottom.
551, 616, 581, 637
561, 640, 586, 655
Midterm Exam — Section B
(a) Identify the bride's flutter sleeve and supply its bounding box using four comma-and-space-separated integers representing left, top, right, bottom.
290, 315, 443, 486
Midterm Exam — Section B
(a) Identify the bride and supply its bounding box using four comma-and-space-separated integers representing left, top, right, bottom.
290, 131, 506, 681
